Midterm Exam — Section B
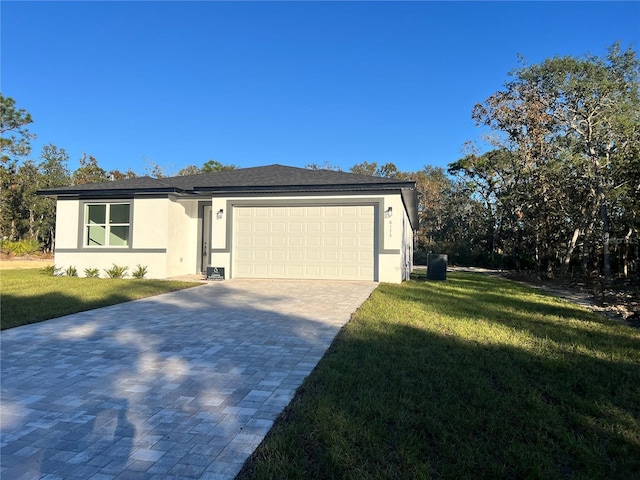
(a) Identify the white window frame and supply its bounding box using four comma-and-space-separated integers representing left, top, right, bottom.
84, 202, 131, 248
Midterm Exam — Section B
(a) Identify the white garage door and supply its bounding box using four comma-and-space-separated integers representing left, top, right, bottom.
233, 205, 375, 280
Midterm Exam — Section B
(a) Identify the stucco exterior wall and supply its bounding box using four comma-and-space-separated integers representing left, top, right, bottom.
132, 197, 168, 249
376, 193, 410, 283
401, 208, 414, 280
165, 199, 199, 277
54, 199, 80, 249
54, 197, 173, 279
54, 251, 168, 278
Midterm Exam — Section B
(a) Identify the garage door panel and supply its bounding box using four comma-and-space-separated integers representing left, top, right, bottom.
324, 207, 339, 216
307, 222, 322, 233
255, 222, 269, 233
272, 265, 286, 275
341, 206, 358, 216
289, 251, 303, 261
305, 265, 320, 276
272, 250, 286, 261
325, 236, 340, 247
323, 265, 339, 276
233, 205, 375, 280
360, 237, 374, 247
236, 223, 253, 233
286, 265, 303, 276
341, 237, 357, 247
323, 251, 339, 262
236, 250, 252, 261
254, 265, 269, 275
236, 236, 252, 248
361, 267, 374, 277
235, 264, 252, 275
306, 250, 321, 261
272, 236, 287, 247
342, 251, 357, 261
307, 237, 321, 247
306, 206, 322, 216
361, 221, 375, 233
255, 237, 269, 247
324, 222, 340, 233
342, 222, 358, 233
342, 266, 358, 276
289, 237, 304, 247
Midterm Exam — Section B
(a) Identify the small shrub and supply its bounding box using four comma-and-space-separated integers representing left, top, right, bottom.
65, 266, 78, 277
104, 264, 128, 279
132, 264, 148, 279
3, 239, 42, 256
84, 267, 100, 278
41, 264, 62, 276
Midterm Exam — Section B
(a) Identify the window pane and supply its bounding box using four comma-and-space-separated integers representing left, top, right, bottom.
110, 204, 130, 224
109, 226, 129, 246
87, 225, 106, 246
87, 205, 106, 224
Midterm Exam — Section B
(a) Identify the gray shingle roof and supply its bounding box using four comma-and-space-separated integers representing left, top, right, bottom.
38, 164, 413, 195
37, 175, 176, 194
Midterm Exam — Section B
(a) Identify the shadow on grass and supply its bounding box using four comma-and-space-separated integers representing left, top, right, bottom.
238, 273, 640, 479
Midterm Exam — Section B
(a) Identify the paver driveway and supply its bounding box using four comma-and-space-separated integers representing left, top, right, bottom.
1, 279, 377, 480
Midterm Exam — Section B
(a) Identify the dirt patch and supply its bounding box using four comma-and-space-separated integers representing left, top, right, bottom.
0, 254, 54, 270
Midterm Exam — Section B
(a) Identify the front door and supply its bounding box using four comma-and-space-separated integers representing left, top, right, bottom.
201, 205, 212, 273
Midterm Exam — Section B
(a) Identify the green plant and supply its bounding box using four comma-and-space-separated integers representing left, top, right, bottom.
84, 267, 100, 278
103, 264, 128, 279
132, 264, 148, 279
3, 239, 42, 256
64, 266, 78, 277
41, 264, 62, 276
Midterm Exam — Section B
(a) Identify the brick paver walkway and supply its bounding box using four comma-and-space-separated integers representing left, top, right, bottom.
1, 279, 377, 480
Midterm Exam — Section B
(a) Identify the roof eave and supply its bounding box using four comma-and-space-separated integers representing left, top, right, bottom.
193, 182, 414, 194
36, 187, 183, 198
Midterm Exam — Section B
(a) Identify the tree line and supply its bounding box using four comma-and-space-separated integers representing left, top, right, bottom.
452, 43, 639, 283
2, 43, 638, 281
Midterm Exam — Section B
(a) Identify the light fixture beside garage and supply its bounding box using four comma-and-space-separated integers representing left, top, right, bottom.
385, 207, 393, 218
216, 209, 224, 219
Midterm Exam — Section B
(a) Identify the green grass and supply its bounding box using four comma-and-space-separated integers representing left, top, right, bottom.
0, 269, 201, 330
238, 272, 640, 480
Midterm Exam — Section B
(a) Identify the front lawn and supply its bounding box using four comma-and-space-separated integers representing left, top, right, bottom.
0, 269, 201, 330
238, 272, 640, 479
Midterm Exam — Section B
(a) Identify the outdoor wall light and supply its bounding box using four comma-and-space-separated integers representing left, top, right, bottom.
216, 209, 224, 219
385, 207, 393, 218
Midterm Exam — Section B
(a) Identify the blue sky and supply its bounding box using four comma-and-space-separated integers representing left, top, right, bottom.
2, 1, 639, 176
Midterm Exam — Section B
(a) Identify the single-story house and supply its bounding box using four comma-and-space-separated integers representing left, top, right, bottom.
38, 164, 418, 283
